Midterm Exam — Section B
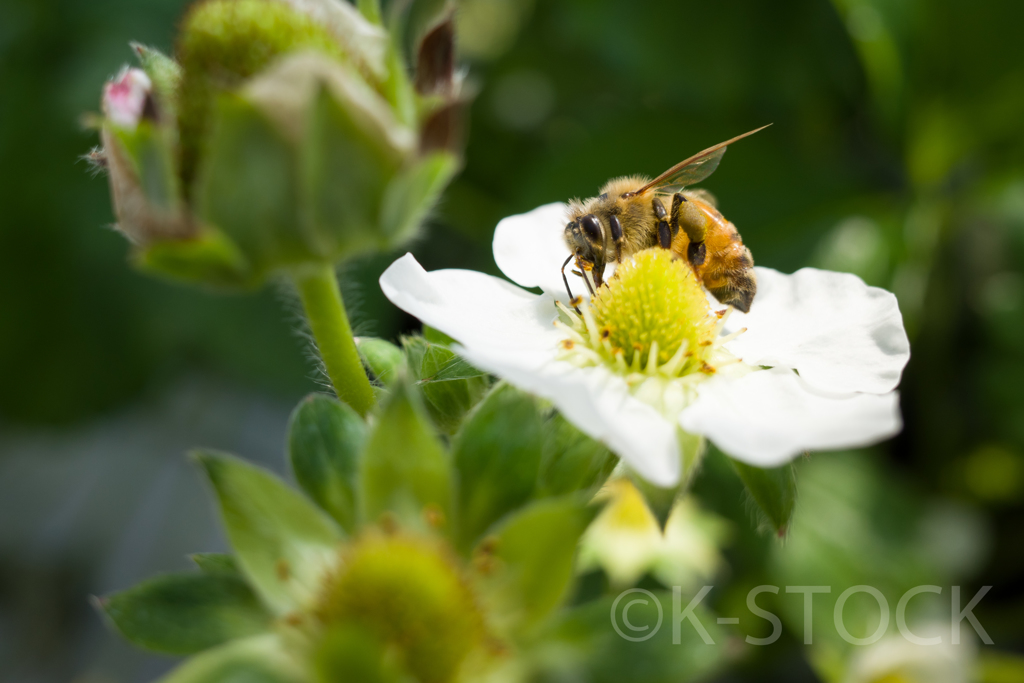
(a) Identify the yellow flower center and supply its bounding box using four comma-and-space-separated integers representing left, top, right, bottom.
558, 249, 729, 380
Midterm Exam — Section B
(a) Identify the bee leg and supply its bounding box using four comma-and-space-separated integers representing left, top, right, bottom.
608, 214, 623, 262
670, 193, 684, 238
657, 220, 671, 248
561, 254, 581, 313
652, 197, 671, 249
672, 192, 708, 267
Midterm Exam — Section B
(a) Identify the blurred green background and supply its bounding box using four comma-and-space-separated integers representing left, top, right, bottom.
1, 0, 1022, 681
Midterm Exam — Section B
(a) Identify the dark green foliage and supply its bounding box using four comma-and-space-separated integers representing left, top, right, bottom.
537, 412, 617, 498
99, 572, 271, 655
359, 379, 452, 528
288, 393, 366, 532
402, 335, 489, 435
191, 553, 242, 576
731, 459, 798, 537
452, 383, 545, 548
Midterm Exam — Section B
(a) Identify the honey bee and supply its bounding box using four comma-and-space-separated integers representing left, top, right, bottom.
562, 125, 770, 312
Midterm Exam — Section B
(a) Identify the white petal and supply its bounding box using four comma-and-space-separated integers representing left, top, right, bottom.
379, 253, 682, 486
456, 349, 682, 487
679, 368, 902, 467
722, 267, 910, 394
379, 253, 562, 355
493, 202, 581, 302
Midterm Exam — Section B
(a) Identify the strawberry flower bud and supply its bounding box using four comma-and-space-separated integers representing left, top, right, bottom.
102, 67, 153, 130
90, 0, 462, 289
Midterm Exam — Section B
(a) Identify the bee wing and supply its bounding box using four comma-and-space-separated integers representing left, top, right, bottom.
633, 124, 771, 196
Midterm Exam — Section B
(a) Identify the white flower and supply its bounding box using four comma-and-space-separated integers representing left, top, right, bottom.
380, 203, 910, 487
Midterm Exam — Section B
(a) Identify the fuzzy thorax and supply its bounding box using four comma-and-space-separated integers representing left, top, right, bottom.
556, 249, 743, 387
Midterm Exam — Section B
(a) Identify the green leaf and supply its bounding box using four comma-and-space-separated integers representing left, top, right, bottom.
135, 230, 253, 289
99, 572, 272, 655
302, 84, 402, 257
191, 553, 241, 576
356, 337, 405, 385
537, 412, 617, 498
194, 450, 343, 615
730, 458, 797, 537
359, 379, 452, 530
380, 151, 459, 247
196, 94, 308, 278
287, 393, 366, 532
155, 635, 303, 683
418, 343, 489, 435
475, 495, 598, 632
452, 384, 544, 549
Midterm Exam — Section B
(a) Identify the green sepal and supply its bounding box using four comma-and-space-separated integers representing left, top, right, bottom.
418, 343, 489, 435
134, 229, 253, 289
302, 84, 403, 258
422, 325, 455, 345
313, 624, 406, 683
196, 94, 309, 281
380, 151, 459, 246
154, 634, 304, 683
402, 336, 488, 435
537, 412, 617, 498
111, 121, 180, 212
359, 378, 452, 530
287, 393, 366, 533
474, 494, 598, 633
731, 458, 797, 537
630, 430, 706, 529
131, 42, 182, 122
628, 475, 679, 531
402, 335, 430, 375
356, 337, 405, 385
193, 450, 343, 615
452, 383, 544, 549
536, 592, 727, 683
98, 572, 272, 655
191, 553, 241, 576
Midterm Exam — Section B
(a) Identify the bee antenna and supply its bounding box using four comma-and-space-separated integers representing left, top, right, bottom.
561, 254, 581, 314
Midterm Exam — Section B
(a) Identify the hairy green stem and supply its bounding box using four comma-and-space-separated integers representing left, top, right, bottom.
294, 263, 375, 416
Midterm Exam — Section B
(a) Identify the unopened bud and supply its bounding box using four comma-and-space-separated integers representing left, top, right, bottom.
102, 67, 153, 130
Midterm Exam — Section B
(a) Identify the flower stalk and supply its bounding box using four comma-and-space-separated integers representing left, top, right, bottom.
294, 263, 374, 416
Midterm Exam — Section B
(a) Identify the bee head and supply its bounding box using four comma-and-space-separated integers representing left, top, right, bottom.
564, 213, 607, 285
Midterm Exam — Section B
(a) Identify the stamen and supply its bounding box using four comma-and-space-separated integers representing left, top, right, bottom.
553, 320, 585, 342
661, 339, 690, 376
717, 327, 747, 345
580, 303, 601, 348
555, 301, 581, 324
645, 341, 660, 374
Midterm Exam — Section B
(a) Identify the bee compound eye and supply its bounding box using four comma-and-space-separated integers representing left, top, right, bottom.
580, 214, 602, 242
